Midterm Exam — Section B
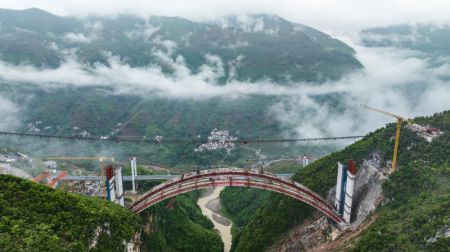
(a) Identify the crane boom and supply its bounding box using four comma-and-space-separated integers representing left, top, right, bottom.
361, 105, 408, 172
360, 104, 404, 120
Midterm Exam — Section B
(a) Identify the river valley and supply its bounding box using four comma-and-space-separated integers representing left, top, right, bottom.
197, 187, 233, 252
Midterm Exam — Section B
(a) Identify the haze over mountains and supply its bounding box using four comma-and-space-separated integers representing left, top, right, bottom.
0, 8, 361, 82
0, 9, 360, 137
361, 23, 450, 57
0, 8, 450, 163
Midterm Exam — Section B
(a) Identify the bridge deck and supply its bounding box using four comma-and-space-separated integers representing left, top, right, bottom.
61, 173, 294, 181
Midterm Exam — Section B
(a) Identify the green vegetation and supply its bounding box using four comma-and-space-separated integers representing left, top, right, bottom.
120, 164, 223, 251
219, 159, 307, 251
352, 111, 450, 251
354, 164, 449, 251
263, 160, 304, 173
221, 188, 269, 228
0, 175, 141, 251
230, 126, 396, 251
2, 8, 449, 251
5, 109, 446, 251
220, 188, 269, 251
0, 174, 223, 251
140, 192, 223, 252
230, 111, 450, 251
0, 9, 361, 81
0, 7, 361, 169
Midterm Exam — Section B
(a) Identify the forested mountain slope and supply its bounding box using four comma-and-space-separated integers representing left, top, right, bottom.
0, 175, 141, 251
0, 8, 361, 82
226, 110, 450, 251
140, 192, 223, 252
0, 175, 224, 251
0, 8, 362, 167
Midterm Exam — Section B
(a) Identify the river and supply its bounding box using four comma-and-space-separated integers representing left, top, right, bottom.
197, 186, 233, 252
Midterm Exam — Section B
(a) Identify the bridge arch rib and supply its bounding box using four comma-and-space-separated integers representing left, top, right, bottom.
130, 168, 344, 224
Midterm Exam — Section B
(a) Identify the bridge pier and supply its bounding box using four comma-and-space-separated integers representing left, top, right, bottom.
114, 166, 125, 206
334, 160, 357, 224
130, 157, 137, 194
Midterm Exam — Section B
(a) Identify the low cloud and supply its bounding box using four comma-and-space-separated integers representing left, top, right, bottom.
0, 35, 449, 138
232, 15, 265, 33
0, 49, 296, 98
270, 43, 450, 138
63, 20, 103, 44
125, 22, 160, 41
64, 32, 93, 43
0, 96, 21, 130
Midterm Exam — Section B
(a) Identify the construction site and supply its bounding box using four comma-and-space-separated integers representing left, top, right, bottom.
0, 105, 443, 217
0, 105, 447, 252
5, 106, 437, 230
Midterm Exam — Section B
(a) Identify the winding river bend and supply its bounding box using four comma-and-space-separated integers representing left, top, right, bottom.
197, 187, 233, 252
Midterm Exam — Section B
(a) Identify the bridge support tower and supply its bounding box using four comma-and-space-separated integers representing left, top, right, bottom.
334, 160, 357, 223
131, 157, 138, 194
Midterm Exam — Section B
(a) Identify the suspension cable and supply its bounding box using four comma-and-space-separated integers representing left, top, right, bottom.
0, 131, 364, 145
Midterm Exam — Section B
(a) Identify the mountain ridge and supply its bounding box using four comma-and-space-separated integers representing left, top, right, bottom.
0, 8, 362, 82
0, 8, 363, 166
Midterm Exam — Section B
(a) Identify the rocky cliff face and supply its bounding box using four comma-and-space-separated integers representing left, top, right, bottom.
126, 232, 142, 252
350, 159, 387, 228
326, 156, 387, 227
267, 215, 331, 252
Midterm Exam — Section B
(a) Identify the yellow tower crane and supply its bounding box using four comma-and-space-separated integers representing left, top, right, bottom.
43, 156, 115, 198
361, 105, 411, 172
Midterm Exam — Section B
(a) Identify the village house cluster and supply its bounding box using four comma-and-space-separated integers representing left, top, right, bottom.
195, 129, 238, 154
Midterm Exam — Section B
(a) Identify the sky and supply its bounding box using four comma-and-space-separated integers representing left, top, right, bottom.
2, 0, 450, 36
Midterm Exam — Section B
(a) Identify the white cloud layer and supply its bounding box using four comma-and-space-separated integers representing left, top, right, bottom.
0, 51, 297, 98
270, 44, 450, 138
2, 0, 450, 36
63, 20, 103, 43
0, 97, 20, 130
0, 37, 449, 137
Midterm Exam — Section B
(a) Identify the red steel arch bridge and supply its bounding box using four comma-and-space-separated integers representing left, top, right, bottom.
130, 168, 345, 225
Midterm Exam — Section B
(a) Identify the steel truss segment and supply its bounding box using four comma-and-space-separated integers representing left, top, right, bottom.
130, 168, 344, 223
133, 168, 329, 207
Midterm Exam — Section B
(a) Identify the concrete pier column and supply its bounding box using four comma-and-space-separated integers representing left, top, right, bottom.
131, 157, 137, 194
343, 160, 357, 223
335, 162, 347, 216
114, 166, 125, 206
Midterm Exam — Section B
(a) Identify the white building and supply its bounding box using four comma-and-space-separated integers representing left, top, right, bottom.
406, 123, 443, 143
195, 129, 238, 154
44, 161, 58, 169
302, 155, 310, 167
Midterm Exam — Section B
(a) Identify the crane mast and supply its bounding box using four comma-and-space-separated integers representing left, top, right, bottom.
361, 105, 408, 172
